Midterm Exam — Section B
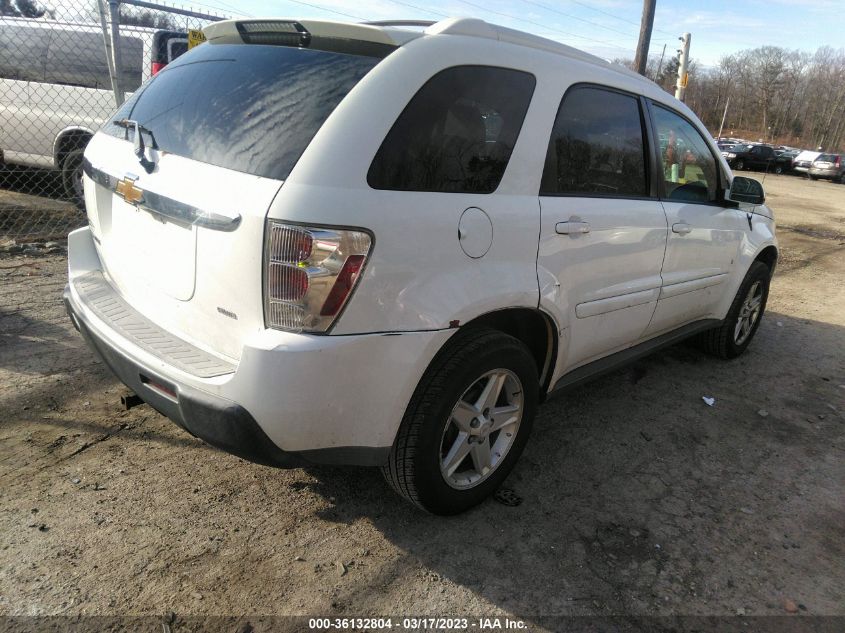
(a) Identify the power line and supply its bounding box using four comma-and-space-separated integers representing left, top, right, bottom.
384, 0, 451, 19
277, 0, 368, 21
453, 0, 634, 53
188, 0, 252, 17
565, 0, 676, 38
517, 0, 646, 42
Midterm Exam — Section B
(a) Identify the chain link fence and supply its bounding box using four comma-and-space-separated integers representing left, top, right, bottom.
0, 0, 229, 252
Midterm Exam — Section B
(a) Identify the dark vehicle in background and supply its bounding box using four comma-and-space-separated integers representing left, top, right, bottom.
773, 149, 800, 174
809, 154, 845, 182
722, 144, 777, 172
152, 30, 188, 75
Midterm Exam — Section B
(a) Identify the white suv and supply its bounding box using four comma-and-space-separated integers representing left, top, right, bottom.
65, 17, 777, 514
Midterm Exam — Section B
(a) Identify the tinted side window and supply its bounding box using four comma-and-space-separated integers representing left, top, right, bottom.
541, 86, 647, 197
651, 105, 718, 203
368, 66, 536, 193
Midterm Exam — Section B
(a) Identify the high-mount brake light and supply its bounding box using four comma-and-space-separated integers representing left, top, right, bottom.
236, 21, 312, 47
264, 221, 372, 333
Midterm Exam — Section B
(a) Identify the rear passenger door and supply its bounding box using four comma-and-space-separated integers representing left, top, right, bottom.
538, 85, 668, 372
642, 102, 745, 337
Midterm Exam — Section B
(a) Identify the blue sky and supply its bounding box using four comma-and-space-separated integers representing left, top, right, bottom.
189, 0, 844, 67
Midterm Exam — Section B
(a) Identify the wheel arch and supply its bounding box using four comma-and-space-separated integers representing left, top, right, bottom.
754, 244, 778, 276
456, 307, 558, 396
52, 127, 94, 169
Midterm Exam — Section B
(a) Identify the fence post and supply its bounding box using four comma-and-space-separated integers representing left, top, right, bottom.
108, 0, 126, 106
96, 0, 120, 107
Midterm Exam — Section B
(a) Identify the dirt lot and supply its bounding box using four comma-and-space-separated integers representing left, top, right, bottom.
1, 175, 843, 628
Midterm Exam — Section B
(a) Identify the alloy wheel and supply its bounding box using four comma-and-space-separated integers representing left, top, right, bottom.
439, 369, 523, 490
734, 280, 763, 345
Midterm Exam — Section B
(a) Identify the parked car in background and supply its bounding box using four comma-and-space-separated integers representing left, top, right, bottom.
65, 17, 778, 514
723, 143, 777, 171
152, 29, 189, 75
808, 154, 844, 182
792, 150, 823, 174
773, 149, 800, 174
0, 17, 187, 203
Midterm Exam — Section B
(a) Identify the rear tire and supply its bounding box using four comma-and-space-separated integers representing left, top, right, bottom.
62, 148, 85, 209
697, 261, 771, 359
774, 164, 783, 175
382, 327, 539, 515
735, 159, 745, 170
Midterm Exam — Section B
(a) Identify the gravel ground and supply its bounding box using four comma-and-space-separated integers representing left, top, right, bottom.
0, 175, 843, 628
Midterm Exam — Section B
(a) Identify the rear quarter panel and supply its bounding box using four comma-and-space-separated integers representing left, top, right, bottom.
269, 35, 562, 335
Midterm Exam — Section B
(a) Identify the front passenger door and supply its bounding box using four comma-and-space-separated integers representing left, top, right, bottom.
643, 103, 745, 337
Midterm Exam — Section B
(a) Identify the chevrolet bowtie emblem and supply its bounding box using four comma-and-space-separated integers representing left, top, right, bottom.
115, 175, 143, 205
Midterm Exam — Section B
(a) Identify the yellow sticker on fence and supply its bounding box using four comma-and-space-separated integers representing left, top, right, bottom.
188, 29, 207, 49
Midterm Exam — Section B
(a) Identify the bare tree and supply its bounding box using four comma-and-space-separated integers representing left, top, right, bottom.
1, 0, 48, 17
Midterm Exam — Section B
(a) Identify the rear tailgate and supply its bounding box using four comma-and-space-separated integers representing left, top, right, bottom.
82, 35, 384, 361
83, 132, 281, 361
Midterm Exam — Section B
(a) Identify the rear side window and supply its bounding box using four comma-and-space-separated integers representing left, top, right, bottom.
651, 104, 719, 203
541, 86, 648, 197
367, 66, 536, 194
102, 43, 381, 181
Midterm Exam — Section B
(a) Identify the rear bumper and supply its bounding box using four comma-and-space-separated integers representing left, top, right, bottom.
65, 226, 453, 467
808, 167, 840, 179
65, 287, 303, 467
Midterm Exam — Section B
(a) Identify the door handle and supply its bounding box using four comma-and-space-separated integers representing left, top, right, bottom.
556, 220, 591, 235
672, 222, 692, 235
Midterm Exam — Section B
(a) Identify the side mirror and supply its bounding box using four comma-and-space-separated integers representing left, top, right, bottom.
729, 176, 765, 205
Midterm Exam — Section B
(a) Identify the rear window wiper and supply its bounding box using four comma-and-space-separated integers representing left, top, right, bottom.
113, 118, 158, 174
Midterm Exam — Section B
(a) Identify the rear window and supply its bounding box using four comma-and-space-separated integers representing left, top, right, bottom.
816, 154, 837, 162
102, 43, 382, 181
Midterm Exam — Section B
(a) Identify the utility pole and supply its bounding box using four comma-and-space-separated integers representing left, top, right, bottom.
675, 32, 691, 102
633, 0, 656, 76
717, 96, 730, 140
654, 43, 666, 81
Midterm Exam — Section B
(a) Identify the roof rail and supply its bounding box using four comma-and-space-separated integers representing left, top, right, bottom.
363, 20, 436, 27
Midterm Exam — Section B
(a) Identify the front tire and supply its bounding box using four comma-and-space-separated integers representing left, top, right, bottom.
698, 261, 771, 359
735, 159, 745, 170
383, 328, 539, 515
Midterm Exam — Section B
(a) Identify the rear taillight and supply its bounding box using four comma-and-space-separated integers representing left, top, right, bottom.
151, 61, 165, 75
264, 221, 372, 333
836, 156, 841, 167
